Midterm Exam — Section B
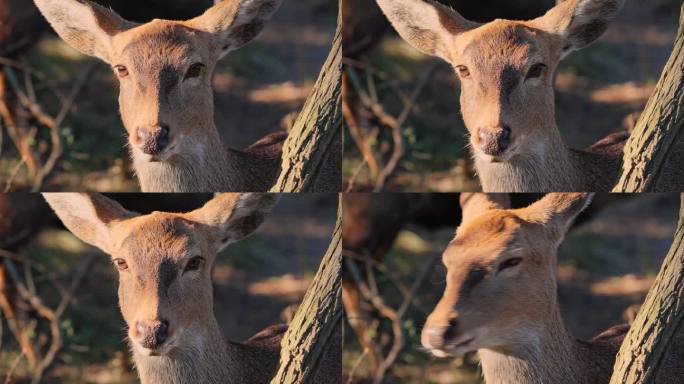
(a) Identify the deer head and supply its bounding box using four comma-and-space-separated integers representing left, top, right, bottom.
34, 0, 282, 163
422, 193, 592, 358
377, 0, 624, 163
43, 192, 278, 357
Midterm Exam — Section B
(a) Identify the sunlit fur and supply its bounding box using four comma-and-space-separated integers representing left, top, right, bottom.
377, 0, 627, 192
43, 193, 284, 384
34, 0, 283, 192
422, 193, 629, 384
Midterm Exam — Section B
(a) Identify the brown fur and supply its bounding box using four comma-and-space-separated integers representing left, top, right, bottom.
34, 0, 285, 192
42, 193, 302, 384
422, 193, 638, 383
244, 131, 288, 158
377, 0, 627, 192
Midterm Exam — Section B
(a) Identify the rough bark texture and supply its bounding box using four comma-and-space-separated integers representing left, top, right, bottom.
609, 194, 684, 383
270, 8, 342, 193
270, 197, 342, 384
613, 5, 684, 192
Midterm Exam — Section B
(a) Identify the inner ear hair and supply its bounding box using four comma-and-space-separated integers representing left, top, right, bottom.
34, 0, 135, 62
42, 193, 136, 253
189, 0, 283, 56
460, 193, 511, 222
188, 193, 279, 248
376, 0, 479, 62
533, 0, 625, 55
222, 193, 279, 241
519, 193, 593, 239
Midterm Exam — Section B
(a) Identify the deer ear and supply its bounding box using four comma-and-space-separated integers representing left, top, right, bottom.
532, 0, 624, 58
187, 193, 279, 251
34, 0, 134, 63
42, 193, 136, 254
189, 0, 282, 58
376, 0, 478, 62
460, 193, 511, 223
518, 193, 593, 243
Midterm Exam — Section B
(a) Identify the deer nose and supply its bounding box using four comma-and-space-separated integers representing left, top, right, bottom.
476, 125, 511, 156
135, 319, 170, 350
136, 125, 170, 155
422, 318, 459, 350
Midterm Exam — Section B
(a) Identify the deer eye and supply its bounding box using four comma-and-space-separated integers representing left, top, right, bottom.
526, 63, 546, 80
185, 63, 205, 80
114, 65, 129, 78
455, 65, 471, 78
113, 258, 129, 271
184, 256, 204, 273
498, 257, 522, 272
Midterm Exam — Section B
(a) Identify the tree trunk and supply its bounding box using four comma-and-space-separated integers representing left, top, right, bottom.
270, 196, 342, 384
609, 194, 684, 383
270, 6, 342, 193
613, 5, 684, 192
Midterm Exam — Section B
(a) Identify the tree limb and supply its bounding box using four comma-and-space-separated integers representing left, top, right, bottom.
609, 195, 684, 383
270, 8, 342, 193
270, 197, 342, 383
613, 5, 684, 192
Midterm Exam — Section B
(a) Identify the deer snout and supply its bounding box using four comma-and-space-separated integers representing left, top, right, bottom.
475, 126, 511, 157
133, 319, 170, 350
134, 125, 170, 156
421, 318, 459, 353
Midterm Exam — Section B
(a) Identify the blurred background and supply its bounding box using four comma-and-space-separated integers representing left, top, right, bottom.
0, 0, 337, 191
342, 0, 681, 191
342, 193, 681, 383
0, 193, 337, 383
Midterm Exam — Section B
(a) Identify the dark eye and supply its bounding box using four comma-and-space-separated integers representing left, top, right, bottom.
526, 63, 546, 80
114, 65, 129, 78
185, 63, 205, 80
184, 256, 204, 273
498, 257, 522, 272
456, 65, 471, 78
113, 258, 129, 271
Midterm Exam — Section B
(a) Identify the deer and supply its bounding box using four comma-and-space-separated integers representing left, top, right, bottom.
341, 192, 616, 373
419, 192, 684, 383
376, 0, 631, 192
34, 0, 288, 192
42, 192, 338, 384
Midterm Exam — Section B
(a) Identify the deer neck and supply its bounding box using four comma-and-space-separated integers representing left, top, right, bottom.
133, 317, 237, 384
478, 305, 610, 384
479, 306, 578, 384
132, 123, 277, 192
472, 117, 623, 192
473, 125, 584, 192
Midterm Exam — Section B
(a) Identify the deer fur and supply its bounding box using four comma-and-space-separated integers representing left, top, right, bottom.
422, 193, 630, 384
376, 0, 628, 192
34, 0, 286, 192
43, 193, 339, 384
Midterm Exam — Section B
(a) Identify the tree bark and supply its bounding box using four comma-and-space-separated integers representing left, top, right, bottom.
609, 194, 684, 383
270, 6, 342, 193
270, 196, 342, 384
613, 5, 684, 192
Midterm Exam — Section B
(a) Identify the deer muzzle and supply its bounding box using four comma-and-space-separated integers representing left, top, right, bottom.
134, 125, 171, 157
132, 319, 170, 352
476, 126, 512, 157
422, 317, 478, 358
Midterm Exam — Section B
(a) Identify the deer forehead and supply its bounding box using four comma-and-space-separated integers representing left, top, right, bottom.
456, 21, 549, 70
447, 213, 525, 265
110, 213, 208, 263
111, 21, 209, 70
